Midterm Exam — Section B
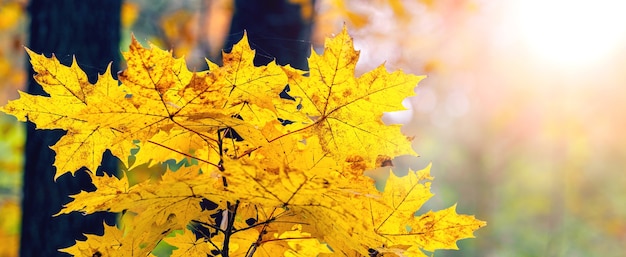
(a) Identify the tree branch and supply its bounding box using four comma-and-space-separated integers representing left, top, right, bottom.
221, 200, 240, 257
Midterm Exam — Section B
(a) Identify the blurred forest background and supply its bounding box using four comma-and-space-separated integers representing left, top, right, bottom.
1, 0, 626, 256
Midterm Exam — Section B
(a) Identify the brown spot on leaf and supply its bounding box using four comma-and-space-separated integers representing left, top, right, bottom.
375, 155, 393, 167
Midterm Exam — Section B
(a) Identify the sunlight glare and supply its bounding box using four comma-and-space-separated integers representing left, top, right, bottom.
512, 0, 626, 68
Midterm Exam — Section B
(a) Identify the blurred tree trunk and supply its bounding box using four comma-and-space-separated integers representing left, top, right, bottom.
21, 1, 121, 256
225, 0, 315, 70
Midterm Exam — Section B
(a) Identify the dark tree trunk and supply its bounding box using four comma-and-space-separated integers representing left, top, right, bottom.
225, 0, 315, 70
21, 1, 121, 256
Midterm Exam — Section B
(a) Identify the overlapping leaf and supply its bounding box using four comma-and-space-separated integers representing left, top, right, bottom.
57, 167, 218, 256
1, 35, 287, 177
57, 167, 211, 227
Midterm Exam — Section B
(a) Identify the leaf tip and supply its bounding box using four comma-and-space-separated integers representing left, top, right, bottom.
341, 22, 350, 34
24, 46, 35, 57
236, 29, 252, 52
128, 33, 144, 51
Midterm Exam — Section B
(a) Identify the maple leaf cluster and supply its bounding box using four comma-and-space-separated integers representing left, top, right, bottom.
1, 27, 485, 256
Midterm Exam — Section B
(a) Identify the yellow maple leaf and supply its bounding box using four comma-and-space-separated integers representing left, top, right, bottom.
61, 219, 175, 257
57, 167, 210, 227
58, 168, 217, 255
372, 165, 435, 234
59, 222, 125, 257
370, 165, 486, 255
1, 51, 136, 178
284, 27, 425, 170
0, 35, 272, 177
